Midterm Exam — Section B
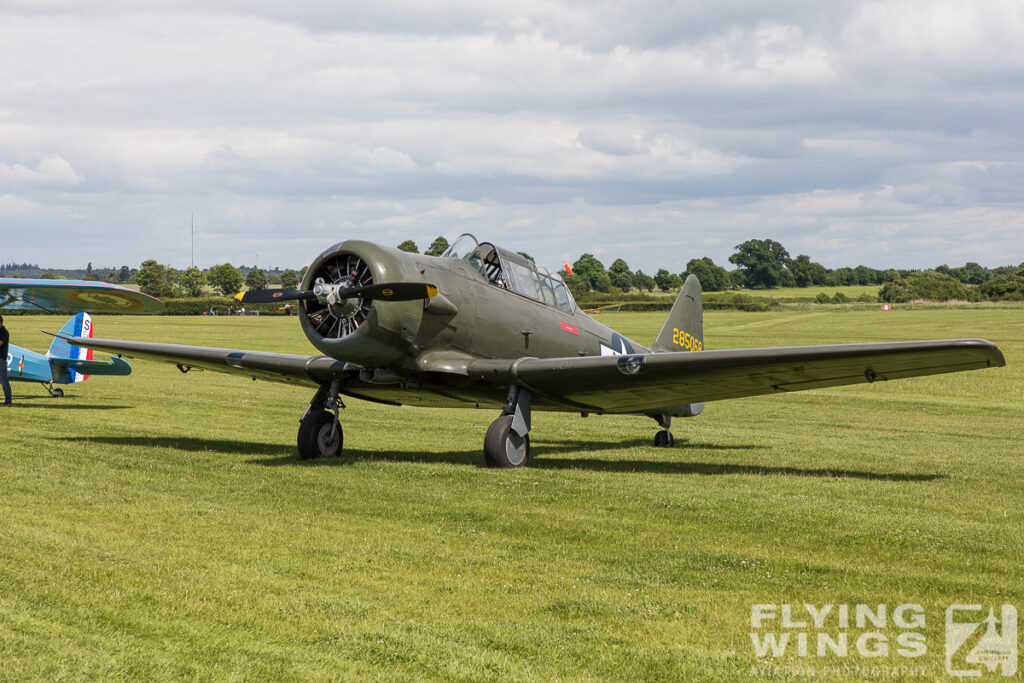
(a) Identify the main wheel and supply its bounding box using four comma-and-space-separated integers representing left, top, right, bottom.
653, 429, 674, 448
297, 409, 343, 460
51, 388, 64, 398
484, 414, 530, 468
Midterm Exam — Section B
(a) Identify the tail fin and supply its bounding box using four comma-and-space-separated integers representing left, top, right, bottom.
652, 274, 703, 353
47, 312, 94, 383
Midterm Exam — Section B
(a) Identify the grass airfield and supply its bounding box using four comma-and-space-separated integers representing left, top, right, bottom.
1, 308, 1021, 681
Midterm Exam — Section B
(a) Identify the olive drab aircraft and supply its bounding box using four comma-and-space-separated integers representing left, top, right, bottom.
1, 279, 161, 398
60, 234, 1005, 467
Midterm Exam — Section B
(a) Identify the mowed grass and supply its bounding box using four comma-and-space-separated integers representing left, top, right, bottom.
1, 309, 1021, 681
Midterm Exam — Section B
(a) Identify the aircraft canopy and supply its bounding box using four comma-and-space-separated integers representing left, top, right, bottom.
443, 233, 575, 312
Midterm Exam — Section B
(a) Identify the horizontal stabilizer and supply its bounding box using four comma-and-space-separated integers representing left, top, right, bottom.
53, 356, 132, 377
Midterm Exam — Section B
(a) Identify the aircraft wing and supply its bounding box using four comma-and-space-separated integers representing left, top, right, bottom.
59, 336, 357, 387
469, 339, 1005, 413
0, 278, 164, 313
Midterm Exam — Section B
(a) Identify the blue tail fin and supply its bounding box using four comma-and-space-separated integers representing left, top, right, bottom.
47, 312, 93, 382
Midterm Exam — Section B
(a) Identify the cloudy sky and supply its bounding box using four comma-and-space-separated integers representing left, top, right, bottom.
1, 1, 1022, 273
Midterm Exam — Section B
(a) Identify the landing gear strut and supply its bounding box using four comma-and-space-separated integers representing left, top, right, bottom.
652, 414, 674, 448
484, 385, 531, 468
42, 382, 64, 398
298, 380, 344, 459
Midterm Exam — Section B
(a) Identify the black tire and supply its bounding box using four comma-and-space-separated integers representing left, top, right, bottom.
654, 429, 674, 448
51, 388, 64, 398
297, 410, 343, 459
484, 414, 530, 468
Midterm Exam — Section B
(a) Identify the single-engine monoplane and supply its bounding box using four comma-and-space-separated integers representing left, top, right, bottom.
8, 312, 131, 397
2, 278, 160, 398
61, 235, 1005, 467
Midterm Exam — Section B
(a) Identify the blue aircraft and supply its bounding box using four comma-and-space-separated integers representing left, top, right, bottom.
6, 312, 131, 397
1, 278, 161, 398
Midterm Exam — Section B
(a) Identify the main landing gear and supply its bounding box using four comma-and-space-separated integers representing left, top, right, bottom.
43, 383, 64, 398
484, 386, 532, 468
652, 414, 674, 448
298, 381, 344, 459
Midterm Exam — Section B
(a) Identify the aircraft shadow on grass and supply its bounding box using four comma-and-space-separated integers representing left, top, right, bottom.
51, 434, 946, 482
52, 435, 294, 457
251, 438, 944, 482
16, 396, 133, 411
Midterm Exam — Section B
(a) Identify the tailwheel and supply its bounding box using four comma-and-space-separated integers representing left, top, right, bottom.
653, 429, 674, 448
298, 409, 343, 459
484, 414, 530, 468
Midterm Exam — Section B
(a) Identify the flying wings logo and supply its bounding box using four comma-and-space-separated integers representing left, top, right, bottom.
600, 333, 635, 357
946, 605, 1017, 677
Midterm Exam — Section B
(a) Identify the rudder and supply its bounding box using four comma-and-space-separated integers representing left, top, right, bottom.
48, 312, 93, 382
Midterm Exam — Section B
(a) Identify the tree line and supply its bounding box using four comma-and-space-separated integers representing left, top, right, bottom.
394, 236, 1024, 300
5, 236, 1023, 302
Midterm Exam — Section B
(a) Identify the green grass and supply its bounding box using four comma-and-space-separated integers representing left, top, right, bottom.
1, 310, 1021, 680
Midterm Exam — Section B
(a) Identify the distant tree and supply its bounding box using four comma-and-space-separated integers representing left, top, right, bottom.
833, 267, 857, 286
653, 268, 681, 292
880, 271, 972, 303
632, 270, 656, 292
180, 266, 206, 297
787, 255, 815, 287
729, 239, 791, 288
280, 269, 300, 290
853, 265, 875, 286
683, 257, 731, 291
119, 265, 131, 283
245, 267, 269, 291
40, 271, 55, 279
136, 260, 175, 298
951, 262, 991, 285
979, 275, 1024, 301
571, 254, 611, 292
608, 258, 633, 292
207, 263, 244, 296
424, 236, 450, 256
84, 262, 97, 281
517, 251, 535, 263
397, 240, 419, 253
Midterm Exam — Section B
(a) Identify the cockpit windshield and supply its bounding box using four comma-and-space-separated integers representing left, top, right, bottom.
443, 233, 575, 312
442, 233, 479, 260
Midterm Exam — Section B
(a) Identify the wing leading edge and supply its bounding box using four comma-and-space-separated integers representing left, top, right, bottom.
63, 335, 1005, 414
59, 336, 356, 387
468, 339, 1005, 413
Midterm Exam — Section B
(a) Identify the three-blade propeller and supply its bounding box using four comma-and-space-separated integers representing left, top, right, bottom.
235, 282, 438, 305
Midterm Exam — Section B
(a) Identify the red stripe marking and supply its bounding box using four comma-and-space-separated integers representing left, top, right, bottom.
560, 321, 579, 336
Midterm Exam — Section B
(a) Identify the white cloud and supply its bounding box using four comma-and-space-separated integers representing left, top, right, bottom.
0, 155, 84, 188
0, 1, 1021, 271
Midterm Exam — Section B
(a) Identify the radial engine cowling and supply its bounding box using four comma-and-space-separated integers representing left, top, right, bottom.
299, 240, 425, 368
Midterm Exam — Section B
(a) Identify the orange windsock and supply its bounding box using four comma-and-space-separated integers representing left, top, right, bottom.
562, 260, 574, 276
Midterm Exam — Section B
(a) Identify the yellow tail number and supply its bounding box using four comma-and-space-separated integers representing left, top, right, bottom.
672, 328, 703, 351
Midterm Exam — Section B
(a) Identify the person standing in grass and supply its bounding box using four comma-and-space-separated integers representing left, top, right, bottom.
0, 315, 11, 405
